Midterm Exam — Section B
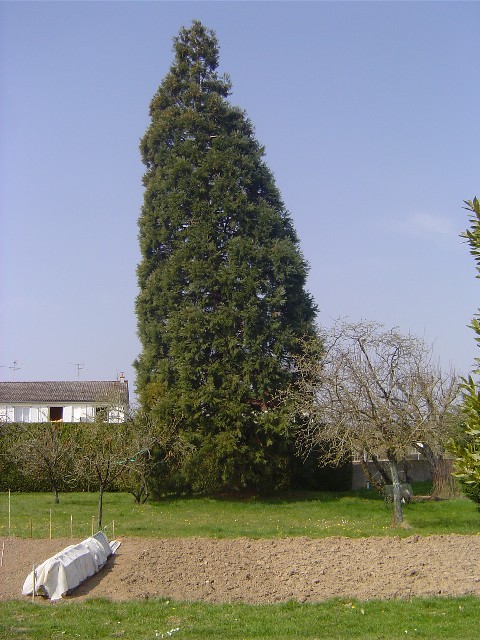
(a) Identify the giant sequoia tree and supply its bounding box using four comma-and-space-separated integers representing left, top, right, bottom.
135, 21, 317, 493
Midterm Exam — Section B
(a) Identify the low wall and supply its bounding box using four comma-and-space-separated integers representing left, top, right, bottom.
352, 459, 432, 490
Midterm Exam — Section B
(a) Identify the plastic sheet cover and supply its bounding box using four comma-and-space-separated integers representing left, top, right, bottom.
22, 531, 121, 600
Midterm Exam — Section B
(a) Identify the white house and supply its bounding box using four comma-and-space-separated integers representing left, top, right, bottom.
0, 377, 129, 423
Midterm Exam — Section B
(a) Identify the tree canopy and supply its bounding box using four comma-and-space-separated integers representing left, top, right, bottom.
135, 21, 317, 492
289, 320, 458, 524
451, 196, 480, 502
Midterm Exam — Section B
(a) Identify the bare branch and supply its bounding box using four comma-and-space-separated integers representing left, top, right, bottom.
287, 319, 461, 520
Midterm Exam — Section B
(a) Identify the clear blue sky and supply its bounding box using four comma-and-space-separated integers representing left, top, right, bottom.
1, 1, 479, 396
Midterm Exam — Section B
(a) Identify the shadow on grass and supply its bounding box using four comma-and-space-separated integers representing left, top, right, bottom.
149, 487, 402, 507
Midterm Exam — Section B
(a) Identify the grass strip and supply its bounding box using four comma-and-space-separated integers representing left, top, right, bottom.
1, 488, 479, 539
1, 596, 480, 639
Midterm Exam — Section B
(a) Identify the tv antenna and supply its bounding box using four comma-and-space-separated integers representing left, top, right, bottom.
0, 360, 22, 381
71, 363, 85, 379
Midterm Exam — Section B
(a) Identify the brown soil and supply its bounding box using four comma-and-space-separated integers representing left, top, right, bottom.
1, 535, 480, 604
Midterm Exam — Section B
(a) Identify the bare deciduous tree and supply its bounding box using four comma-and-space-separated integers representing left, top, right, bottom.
290, 320, 459, 525
72, 418, 132, 529
71, 409, 164, 528
8, 420, 75, 503
114, 411, 194, 504
73, 403, 194, 527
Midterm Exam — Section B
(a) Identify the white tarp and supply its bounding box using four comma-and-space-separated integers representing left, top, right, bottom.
22, 531, 121, 600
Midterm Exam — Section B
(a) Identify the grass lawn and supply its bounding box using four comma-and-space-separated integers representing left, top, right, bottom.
1, 596, 480, 639
1, 487, 480, 639
1, 486, 479, 539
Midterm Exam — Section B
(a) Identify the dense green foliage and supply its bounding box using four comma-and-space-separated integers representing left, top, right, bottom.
2, 488, 479, 539
451, 197, 480, 504
135, 21, 317, 493
2, 596, 480, 639
0, 418, 161, 508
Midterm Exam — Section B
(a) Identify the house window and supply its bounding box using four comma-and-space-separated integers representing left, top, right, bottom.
14, 407, 30, 422
49, 407, 63, 422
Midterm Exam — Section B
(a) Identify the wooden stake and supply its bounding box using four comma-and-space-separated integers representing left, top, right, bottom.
32, 563, 36, 603
49, 509, 52, 539
112, 520, 115, 538
70, 514, 73, 539
91, 515, 94, 536
8, 489, 11, 536
1, 541, 4, 567
30, 517, 33, 539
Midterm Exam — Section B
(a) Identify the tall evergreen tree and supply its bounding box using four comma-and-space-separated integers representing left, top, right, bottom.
135, 21, 317, 492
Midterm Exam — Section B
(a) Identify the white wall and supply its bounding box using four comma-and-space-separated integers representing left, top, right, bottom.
0, 403, 124, 423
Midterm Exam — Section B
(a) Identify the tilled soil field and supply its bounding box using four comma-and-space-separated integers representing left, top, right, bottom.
1, 535, 480, 604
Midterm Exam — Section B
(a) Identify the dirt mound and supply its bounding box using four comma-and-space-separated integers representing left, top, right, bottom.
1, 535, 480, 604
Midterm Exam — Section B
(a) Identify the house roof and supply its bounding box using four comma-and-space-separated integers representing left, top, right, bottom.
0, 381, 129, 405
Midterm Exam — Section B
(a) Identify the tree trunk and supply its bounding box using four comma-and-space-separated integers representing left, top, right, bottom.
432, 457, 459, 499
388, 456, 404, 526
46, 463, 60, 504
416, 443, 460, 499
371, 454, 391, 485
359, 458, 384, 493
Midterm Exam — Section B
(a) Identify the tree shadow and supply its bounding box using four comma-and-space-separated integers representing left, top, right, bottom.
150, 489, 386, 506
66, 553, 118, 599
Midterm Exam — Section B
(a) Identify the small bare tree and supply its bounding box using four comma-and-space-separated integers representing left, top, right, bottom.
72, 418, 133, 529
113, 412, 159, 504
73, 402, 194, 526
72, 409, 164, 528
6, 419, 75, 503
290, 320, 459, 525
114, 411, 194, 504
